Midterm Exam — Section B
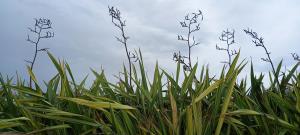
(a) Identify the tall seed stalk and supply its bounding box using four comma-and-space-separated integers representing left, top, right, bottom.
26, 18, 54, 88
108, 6, 137, 87
174, 10, 203, 71
244, 28, 281, 89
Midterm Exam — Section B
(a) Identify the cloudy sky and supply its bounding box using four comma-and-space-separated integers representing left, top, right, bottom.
0, 0, 299, 84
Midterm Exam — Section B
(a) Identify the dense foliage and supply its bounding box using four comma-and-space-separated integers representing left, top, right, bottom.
0, 50, 299, 135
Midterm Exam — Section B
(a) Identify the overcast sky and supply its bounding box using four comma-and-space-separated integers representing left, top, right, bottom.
0, 0, 299, 84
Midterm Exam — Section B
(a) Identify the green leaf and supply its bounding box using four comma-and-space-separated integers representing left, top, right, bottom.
26, 124, 71, 134
169, 88, 178, 130
194, 80, 222, 103
215, 71, 238, 135
0, 117, 30, 129
226, 109, 261, 116
59, 97, 135, 110
181, 64, 198, 95
9, 85, 43, 98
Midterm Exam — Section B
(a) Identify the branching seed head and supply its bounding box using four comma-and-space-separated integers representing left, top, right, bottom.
244, 28, 281, 89
26, 18, 54, 88
108, 6, 136, 87
216, 29, 237, 66
175, 10, 203, 71
291, 53, 300, 62
173, 51, 191, 71
244, 28, 272, 63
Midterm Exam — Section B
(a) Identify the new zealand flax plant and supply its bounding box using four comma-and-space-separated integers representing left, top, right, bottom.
1, 49, 300, 135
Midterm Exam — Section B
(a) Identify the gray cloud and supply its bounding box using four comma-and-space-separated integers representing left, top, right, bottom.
0, 0, 299, 84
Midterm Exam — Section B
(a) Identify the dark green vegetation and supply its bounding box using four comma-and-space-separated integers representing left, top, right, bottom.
0, 50, 299, 135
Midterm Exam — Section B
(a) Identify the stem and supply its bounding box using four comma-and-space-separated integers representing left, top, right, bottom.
124, 42, 132, 87
29, 28, 42, 88
262, 46, 281, 89
109, 7, 134, 88
119, 19, 132, 87
187, 20, 192, 69
226, 34, 231, 66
